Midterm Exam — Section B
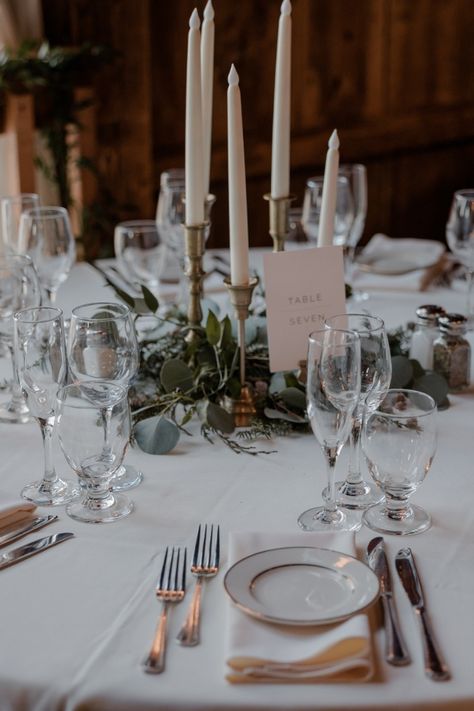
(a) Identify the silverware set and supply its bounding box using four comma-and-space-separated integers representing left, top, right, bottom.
0, 514, 74, 571
144, 524, 220, 674
367, 537, 450, 681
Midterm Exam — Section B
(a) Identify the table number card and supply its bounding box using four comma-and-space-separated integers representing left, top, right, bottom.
263, 246, 346, 372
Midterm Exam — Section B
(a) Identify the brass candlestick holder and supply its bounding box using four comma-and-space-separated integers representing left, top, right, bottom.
222, 275, 259, 427
184, 221, 208, 343
263, 193, 296, 252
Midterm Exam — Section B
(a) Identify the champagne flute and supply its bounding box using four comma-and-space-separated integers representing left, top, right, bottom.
298, 329, 361, 532
19, 206, 76, 304
324, 313, 392, 509
57, 381, 133, 523
0, 193, 40, 253
13, 306, 79, 505
0, 254, 41, 424
67, 301, 142, 491
446, 189, 474, 320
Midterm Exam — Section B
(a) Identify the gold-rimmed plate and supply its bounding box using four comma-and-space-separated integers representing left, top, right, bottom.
224, 546, 379, 626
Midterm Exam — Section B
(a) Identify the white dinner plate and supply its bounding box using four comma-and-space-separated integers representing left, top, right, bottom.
224, 546, 379, 626
357, 238, 445, 275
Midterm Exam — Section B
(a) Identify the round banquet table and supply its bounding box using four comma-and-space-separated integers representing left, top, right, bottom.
0, 250, 473, 711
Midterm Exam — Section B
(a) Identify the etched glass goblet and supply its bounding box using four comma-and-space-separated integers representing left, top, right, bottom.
57, 381, 133, 523
362, 389, 437, 535
298, 329, 361, 532
67, 301, 141, 491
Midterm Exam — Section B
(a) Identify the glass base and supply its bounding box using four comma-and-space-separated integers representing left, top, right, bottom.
21, 478, 80, 506
323, 479, 384, 510
362, 502, 431, 536
297, 506, 361, 532
111, 464, 143, 492
66, 492, 134, 524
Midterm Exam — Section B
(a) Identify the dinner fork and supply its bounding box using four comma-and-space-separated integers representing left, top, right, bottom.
143, 546, 186, 674
176, 524, 220, 646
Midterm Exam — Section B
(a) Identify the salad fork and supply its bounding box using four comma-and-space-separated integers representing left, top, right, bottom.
177, 524, 220, 646
143, 546, 186, 674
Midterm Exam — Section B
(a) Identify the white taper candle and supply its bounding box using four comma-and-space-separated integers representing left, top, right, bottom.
317, 129, 340, 247
227, 65, 250, 286
271, 0, 292, 199
185, 8, 205, 225
201, 0, 214, 197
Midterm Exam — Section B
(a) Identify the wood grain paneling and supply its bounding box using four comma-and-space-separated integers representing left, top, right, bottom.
42, 0, 474, 253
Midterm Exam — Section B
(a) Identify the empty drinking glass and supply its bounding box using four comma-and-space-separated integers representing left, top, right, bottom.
446, 190, 474, 320
301, 175, 354, 247
67, 301, 141, 491
298, 329, 361, 532
114, 220, 167, 294
1, 193, 40, 253
57, 381, 133, 523
362, 389, 437, 535
13, 306, 79, 505
19, 206, 76, 304
339, 164, 368, 298
0, 254, 41, 424
324, 313, 392, 509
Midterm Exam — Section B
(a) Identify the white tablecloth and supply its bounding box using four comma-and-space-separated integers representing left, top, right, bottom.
0, 254, 473, 711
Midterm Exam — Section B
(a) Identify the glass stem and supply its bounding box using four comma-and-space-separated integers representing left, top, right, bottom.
38, 416, 58, 485
323, 445, 339, 518
347, 413, 363, 485
101, 407, 114, 462
384, 493, 411, 520
467, 269, 474, 320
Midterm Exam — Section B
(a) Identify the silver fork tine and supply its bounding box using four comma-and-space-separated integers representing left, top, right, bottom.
176, 524, 221, 647
143, 546, 186, 674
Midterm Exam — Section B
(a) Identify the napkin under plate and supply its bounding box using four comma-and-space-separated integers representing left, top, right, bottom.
225, 531, 374, 683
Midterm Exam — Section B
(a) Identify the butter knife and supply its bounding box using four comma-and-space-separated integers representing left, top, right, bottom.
367, 537, 410, 666
0, 515, 58, 549
0, 532, 74, 571
395, 548, 450, 681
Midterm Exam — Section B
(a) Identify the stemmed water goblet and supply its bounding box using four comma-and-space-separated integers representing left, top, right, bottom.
0, 193, 40, 253
445, 189, 474, 321
19, 206, 76, 304
297, 328, 361, 532
0, 254, 41, 424
362, 389, 437, 535
13, 306, 79, 505
56, 381, 133, 523
301, 175, 354, 248
324, 314, 392, 509
67, 301, 142, 491
114, 220, 167, 295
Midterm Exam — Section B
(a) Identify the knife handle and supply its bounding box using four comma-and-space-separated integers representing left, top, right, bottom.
381, 595, 411, 666
417, 609, 451, 681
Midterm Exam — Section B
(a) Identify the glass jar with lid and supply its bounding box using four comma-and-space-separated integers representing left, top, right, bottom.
409, 304, 446, 370
433, 313, 470, 392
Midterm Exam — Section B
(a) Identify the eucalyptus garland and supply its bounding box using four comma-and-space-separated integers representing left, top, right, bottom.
102, 277, 449, 455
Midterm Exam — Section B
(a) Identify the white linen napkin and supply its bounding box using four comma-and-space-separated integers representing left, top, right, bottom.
0, 499, 37, 530
225, 531, 374, 683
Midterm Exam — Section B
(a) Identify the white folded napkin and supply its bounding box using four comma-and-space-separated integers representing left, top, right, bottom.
225, 531, 374, 683
0, 499, 37, 530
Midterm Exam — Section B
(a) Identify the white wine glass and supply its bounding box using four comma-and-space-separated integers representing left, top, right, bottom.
362, 389, 437, 535
0, 193, 40, 253
446, 189, 474, 320
301, 175, 354, 247
19, 206, 76, 304
114, 220, 167, 294
298, 328, 361, 532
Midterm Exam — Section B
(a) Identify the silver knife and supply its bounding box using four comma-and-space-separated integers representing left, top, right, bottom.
395, 548, 450, 681
367, 537, 410, 666
0, 515, 58, 549
0, 532, 74, 571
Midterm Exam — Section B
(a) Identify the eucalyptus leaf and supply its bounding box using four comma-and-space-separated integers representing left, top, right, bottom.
390, 355, 413, 388
269, 372, 286, 395
206, 402, 235, 434
264, 407, 307, 424
284, 372, 301, 389
279, 387, 306, 411
413, 372, 449, 406
141, 285, 159, 313
219, 315, 233, 349
206, 310, 221, 346
134, 416, 180, 454
409, 359, 425, 381
160, 358, 194, 393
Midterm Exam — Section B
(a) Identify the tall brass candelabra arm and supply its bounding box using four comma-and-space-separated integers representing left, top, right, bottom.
263, 193, 296, 252
184, 222, 208, 343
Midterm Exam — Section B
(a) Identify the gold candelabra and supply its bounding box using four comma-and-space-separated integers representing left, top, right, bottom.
263, 193, 296, 252
184, 221, 208, 343
222, 275, 259, 427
